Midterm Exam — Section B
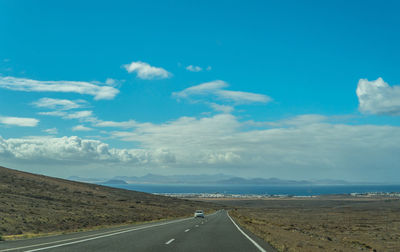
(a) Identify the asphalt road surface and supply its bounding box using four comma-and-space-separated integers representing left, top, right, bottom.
0, 210, 276, 252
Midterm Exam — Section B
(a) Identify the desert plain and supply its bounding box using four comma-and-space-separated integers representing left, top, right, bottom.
201, 195, 400, 252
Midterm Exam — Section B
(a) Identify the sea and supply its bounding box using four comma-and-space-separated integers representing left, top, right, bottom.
100, 184, 400, 196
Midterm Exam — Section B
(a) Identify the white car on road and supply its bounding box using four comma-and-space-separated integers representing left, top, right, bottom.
194, 210, 205, 218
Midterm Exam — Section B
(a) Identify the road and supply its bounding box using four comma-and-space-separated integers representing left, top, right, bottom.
0, 210, 276, 252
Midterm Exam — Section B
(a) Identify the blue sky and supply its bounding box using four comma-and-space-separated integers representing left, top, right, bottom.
1, 0, 400, 182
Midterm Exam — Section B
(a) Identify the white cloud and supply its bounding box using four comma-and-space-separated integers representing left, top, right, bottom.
0, 136, 173, 167
34, 98, 95, 122
72, 125, 93, 131
43, 128, 58, 134
111, 114, 241, 145
357, 77, 400, 115
32, 98, 88, 111
0, 116, 39, 127
0, 76, 119, 100
105, 78, 116, 85
186, 65, 202, 72
39, 110, 94, 120
1, 114, 400, 181
104, 78, 124, 87
209, 103, 234, 113
65, 111, 93, 119
173, 80, 228, 99
206, 66, 212, 71
105, 114, 400, 181
123, 61, 172, 80
38, 111, 66, 117
173, 80, 271, 104
94, 120, 140, 128
0, 136, 133, 163
216, 90, 271, 104
268, 114, 329, 127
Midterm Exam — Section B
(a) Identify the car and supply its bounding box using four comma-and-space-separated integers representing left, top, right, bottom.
194, 210, 205, 218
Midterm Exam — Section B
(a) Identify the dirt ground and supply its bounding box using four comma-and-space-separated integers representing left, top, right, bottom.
202, 196, 400, 252
0, 166, 219, 239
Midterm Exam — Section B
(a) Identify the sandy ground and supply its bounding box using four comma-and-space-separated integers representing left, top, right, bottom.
196, 196, 400, 252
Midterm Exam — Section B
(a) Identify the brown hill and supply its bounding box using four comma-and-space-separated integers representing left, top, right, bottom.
0, 166, 218, 238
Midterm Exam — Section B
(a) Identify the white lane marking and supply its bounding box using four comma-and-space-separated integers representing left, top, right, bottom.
184, 229, 190, 232
1, 210, 219, 252
0, 225, 144, 252
7, 217, 192, 252
227, 212, 267, 252
165, 238, 175, 245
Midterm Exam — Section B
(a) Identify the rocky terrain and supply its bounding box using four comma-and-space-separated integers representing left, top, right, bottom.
0, 166, 218, 240
212, 196, 400, 251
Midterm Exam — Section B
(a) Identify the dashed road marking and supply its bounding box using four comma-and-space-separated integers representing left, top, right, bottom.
7, 217, 192, 252
0, 210, 221, 252
165, 239, 175, 245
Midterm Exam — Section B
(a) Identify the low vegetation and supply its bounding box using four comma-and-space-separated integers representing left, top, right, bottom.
214, 197, 400, 251
0, 166, 218, 239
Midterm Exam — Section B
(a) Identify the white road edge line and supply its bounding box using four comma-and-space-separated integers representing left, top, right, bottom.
0, 225, 140, 252
184, 229, 190, 232
7, 217, 192, 252
1, 211, 218, 252
227, 212, 267, 252
165, 238, 175, 245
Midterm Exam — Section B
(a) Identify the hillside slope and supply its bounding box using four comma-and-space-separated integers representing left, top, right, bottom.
0, 166, 217, 237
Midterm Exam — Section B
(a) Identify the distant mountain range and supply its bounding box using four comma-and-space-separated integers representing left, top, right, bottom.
68, 174, 351, 186
103, 179, 128, 185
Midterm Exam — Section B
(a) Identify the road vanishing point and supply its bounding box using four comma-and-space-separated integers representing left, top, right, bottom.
0, 210, 276, 252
